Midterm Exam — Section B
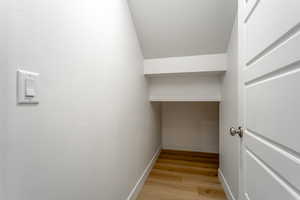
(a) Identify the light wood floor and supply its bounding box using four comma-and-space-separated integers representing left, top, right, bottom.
137, 149, 227, 200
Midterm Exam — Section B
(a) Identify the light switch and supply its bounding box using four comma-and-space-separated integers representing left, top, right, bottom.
25, 77, 36, 97
17, 69, 39, 104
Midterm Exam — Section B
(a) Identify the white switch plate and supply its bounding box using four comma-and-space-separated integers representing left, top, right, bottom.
17, 69, 39, 104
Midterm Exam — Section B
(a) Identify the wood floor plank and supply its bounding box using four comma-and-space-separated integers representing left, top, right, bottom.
159, 154, 219, 164
151, 169, 221, 185
157, 158, 219, 169
137, 149, 227, 200
162, 149, 219, 158
149, 170, 183, 183
154, 163, 218, 176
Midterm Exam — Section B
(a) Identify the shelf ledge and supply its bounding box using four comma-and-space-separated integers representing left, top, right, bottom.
149, 97, 221, 102
144, 54, 227, 77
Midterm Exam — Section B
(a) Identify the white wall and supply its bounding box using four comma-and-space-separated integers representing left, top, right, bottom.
219, 17, 240, 199
149, 74, 222, 101
0, 0, 161, 200
162, 102, 219, 153
0, 1, 10, 198
144, 54, 227, 75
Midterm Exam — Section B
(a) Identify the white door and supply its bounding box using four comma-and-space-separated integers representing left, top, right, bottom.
236, 0, 300, 200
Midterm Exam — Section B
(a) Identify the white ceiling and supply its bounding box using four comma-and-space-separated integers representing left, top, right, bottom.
128, 0, 237, 59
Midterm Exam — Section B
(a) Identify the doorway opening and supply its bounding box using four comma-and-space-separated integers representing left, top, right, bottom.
137, 101, 225, 200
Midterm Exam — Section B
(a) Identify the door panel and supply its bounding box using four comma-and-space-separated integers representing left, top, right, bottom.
245, 150, 299, 200
245, 0, 300, 64
246, 69, 300, 154
240, 0, 300, 199
245, 131, 300, 192
244, 31, 300, 84
244, 0, 259, 23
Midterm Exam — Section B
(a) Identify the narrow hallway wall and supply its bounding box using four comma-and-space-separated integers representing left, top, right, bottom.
0, 0, 161, 199
220, 17, 240, 199
0, 0, 10, 198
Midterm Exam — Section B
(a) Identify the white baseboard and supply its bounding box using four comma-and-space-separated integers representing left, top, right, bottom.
218, 169, 236, 200
126, 146, 161, 200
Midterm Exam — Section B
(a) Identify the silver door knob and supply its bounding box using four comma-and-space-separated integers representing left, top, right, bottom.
229, 126, 244, 138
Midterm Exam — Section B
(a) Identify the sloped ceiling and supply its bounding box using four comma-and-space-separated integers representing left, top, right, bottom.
128, 0, 237, 59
